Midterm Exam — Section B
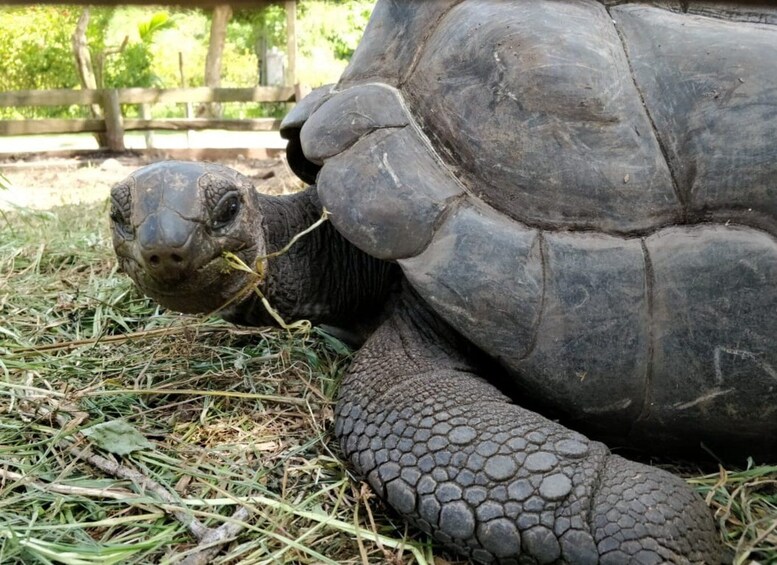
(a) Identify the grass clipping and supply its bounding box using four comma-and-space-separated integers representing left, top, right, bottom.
0, 199, 775, 564
218, 208, 331, 333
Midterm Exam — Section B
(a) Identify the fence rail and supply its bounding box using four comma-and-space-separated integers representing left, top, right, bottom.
0, 86, 299, 151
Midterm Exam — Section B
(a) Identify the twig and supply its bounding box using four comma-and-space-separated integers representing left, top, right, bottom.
0, 467, 253, 564
179, 493, 430, 565
0, 468, 135, 500
66, 438, 256, 561
179, 506, 251, 565
66, 442, 211, 541
5, 325, 228, 356
16, 397, 254, 561
79, 387, 308, 406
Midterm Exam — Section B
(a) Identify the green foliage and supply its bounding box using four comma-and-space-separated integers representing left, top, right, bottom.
149, 9, 210, 88
233, 5, 286, 52
0, 1, 373, 119
102, 43, 154, 89
85, 7, 113, 54
98, 9, 176, 89
306, 1, 373, 61
102, 11, 175, 90
0, 6, 81, 118
296, 1, 373, 87
0, 6, 80, 91
138, 11, 174, 43
233, 1, 373, 88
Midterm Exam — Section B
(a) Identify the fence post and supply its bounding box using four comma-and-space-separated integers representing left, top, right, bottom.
179, 52, 193, 148
140, 103, 154, 149
285, 0, 297, 87
102, 89, 125, 152
294, 83, 310, 104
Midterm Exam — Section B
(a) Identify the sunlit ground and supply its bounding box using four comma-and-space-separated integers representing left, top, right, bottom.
0, 131, 288, 210
0, 130, 286, 154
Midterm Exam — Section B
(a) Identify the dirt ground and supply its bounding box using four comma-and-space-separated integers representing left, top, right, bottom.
0, 150, 304, 211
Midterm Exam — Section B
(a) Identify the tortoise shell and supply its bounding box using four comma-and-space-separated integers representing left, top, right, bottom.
284, 0, 777, 455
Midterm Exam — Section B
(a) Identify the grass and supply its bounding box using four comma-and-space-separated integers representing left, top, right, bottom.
0, 198, 774, 564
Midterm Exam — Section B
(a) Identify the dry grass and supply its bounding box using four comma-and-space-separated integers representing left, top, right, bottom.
0, 197, 774, 564
0, 200, 431, 564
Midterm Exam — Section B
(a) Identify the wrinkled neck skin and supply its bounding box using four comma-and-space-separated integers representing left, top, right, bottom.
221, 186, 400, 340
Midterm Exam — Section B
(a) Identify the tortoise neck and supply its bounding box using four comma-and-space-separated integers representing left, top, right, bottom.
230, 186, 400, 332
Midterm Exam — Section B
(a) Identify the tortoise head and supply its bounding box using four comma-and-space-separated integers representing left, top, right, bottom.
110, 161, 265, 315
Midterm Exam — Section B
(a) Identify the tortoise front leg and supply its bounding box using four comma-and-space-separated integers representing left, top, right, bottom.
335, 293, 722, 564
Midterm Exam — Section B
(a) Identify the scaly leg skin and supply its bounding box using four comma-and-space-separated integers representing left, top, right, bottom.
335, 293, 723, 564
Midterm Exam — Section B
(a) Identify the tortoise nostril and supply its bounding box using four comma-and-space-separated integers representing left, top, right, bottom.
142, 249, 191, 278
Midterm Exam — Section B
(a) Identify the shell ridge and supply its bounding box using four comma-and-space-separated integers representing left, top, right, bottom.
429, 192, 469, 240
403, 96, 480, 203
608, 5, 687, 218
517, 230, 548, 362
309, 81, 474, 261
652, 2, 777, 25
305, 81, 473, 207
632, 238, 655, 429
398, 202, 544, 362
397, 0, 469, 88
299, 83, 409, 163
316, 125, 462, 260
386, 84, 476, 204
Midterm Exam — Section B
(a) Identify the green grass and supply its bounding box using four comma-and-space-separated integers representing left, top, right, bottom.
0, 200, 774, 564
0, 201, 431, 564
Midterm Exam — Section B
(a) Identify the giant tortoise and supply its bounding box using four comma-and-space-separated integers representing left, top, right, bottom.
110, 1, 777, 562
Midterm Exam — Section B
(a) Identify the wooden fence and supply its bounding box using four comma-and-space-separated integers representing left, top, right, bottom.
0, 86, 301, 151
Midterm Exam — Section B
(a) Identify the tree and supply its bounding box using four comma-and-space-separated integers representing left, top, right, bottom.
202, 4, 232, 117
0, 6, 80, 105
72, 8, 108, 147
103, 12, 173, 89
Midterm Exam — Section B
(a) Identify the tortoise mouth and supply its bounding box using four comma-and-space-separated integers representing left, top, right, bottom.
121, 245, 261, 314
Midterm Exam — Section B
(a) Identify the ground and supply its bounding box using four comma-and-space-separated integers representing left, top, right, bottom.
0, 150, 303, 211
1, 149, 436, 564
0, 151, 775, 564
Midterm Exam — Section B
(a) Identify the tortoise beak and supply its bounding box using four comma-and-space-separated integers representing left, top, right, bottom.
136, 208, 199, 283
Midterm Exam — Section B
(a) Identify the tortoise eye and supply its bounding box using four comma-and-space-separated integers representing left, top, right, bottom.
110, 179, 134, 239
212, 193, 241, 230
110, 201, 134, 238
